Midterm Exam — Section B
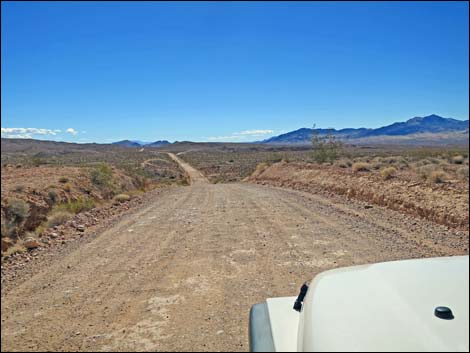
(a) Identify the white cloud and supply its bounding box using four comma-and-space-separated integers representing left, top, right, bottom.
66, 128, 78, 135
1, 127, 62, 139
207, 135, 245, 141
207, 129, 275, 142
238, 129, 274, 135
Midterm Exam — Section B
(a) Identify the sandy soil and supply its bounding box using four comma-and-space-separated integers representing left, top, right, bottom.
1, 156, 467, 352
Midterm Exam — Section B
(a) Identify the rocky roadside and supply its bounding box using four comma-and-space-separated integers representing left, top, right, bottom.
1, 186, 174, 294
248, 161, 469, 231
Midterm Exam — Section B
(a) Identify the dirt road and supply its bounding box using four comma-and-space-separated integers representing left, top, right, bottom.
1, 155, 465, 352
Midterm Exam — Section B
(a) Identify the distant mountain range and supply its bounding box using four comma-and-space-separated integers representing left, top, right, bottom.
112, 140, 170, 148
261, 115, 469, 144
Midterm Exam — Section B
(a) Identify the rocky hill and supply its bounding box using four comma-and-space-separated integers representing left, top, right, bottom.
262, 115, 469, 144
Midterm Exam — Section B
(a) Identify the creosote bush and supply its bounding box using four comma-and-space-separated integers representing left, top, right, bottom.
91, 163, 113, 187
311, 126, 343, 163
4, 198, 30, 238
47, 189, 59, 204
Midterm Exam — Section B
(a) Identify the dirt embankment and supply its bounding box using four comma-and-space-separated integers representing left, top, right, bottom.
247, 161, 469, 230
1, 164, 161, 256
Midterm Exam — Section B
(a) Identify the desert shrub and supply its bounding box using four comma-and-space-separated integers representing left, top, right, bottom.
6, 198, 30, 226
429, 170, 448, 183
46, 210, 72, 228
335, 159, 352, 168
54, 197, 95, 214
2, 241, 27, 258
414, 159, 432, 167
380, 166, 397, 180
416, 164, 438, 180
427, 157, 442, 164
311, 127, 343, 163
35, 223, 46, 236
47, 189, 59, 204
252, 162, 270, 178
4, 199, 30, 238
58, 176, 69, 183
452, 155, 465, 164
14, 185, 25, 192
31, 157, 45, 167
63, 183, 72, 192
1, 215, 8, 238
456, 166, 469, 180
352, 162, 371, 173
113, 194, 131, 203
372, 161, 384, 170
91, 163, 113, 187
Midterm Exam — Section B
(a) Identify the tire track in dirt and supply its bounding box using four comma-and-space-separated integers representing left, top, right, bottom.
1, 157, 467, 352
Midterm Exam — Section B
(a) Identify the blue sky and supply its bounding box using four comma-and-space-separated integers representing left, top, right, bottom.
1, 1, 468, 143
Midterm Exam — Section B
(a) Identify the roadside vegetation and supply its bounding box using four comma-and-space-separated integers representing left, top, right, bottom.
1, 144, 189, 258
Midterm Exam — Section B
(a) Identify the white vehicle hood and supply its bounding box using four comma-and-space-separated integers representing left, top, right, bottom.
298, 256, 469, 352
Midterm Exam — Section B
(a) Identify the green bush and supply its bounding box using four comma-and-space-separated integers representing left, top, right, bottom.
31, 157, 45, 167
4, 198, 30, 238
54, 197, 95, 215
47, 189, 59, 204
6, 198, 30, 226
311, 126, 343, 163
91, 163, 113, 187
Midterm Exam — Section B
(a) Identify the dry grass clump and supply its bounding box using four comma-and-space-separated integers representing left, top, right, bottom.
429, 170, 448, 183
56, 197, 95, 214
352, 162, 371, 173
380, 166, 397, 180
456, 166, 469, 180
452, 155, 465, 164
335, 159, 352, 168
413, 159, 432, 167
2, 241, 27, 258
416, 164, 438, 180
113, 194, 131, 203
46, 210, 72, 228
251, 162, 270, 178
371, 157, 384, 170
